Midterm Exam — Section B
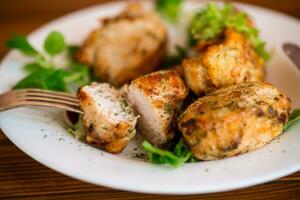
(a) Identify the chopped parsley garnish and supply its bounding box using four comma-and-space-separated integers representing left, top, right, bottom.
189, 2, 269, 61
123, 100, 129, 107
164, 103, 173, 113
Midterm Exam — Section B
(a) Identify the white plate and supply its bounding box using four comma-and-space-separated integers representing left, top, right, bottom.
1, 0, 300, 195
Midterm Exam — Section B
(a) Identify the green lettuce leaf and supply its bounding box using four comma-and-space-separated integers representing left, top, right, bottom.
64, 62, 91, 93
23, 62, 44, 73
155, 0, 183, 23
13, 68, 67, 92
67, 116, 85, 140
6, 35, 39, 56
6, 34, 54, 68
7, 32, 92, 93
189, 2, 269, 61
44, 31, 66, 56
284, 109, 300, 131
162, 46, 187, 68
142, 138, 195, 167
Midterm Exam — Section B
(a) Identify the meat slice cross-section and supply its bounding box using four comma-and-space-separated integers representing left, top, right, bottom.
128, 70, 189, 145
77, 83, 138, 153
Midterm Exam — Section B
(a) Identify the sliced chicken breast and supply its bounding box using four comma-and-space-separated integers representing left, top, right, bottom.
76, 3, 167, 87
128, 70, 188, 145
178, 82, 291, 160
77, 83, 138, 153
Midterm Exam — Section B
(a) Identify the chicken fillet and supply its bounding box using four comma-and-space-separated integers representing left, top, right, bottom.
178, 82, 291, 160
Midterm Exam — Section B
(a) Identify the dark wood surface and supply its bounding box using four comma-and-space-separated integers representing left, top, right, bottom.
1, 0, 300, 199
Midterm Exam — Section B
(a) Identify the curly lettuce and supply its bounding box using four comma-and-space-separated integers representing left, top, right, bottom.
189, 3, 269, 61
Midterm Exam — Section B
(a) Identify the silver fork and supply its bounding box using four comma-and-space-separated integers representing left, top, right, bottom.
0, 89, 83, 113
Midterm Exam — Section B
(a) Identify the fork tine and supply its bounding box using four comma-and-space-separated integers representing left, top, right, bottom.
24, 92, 79, 103
0, 89, 83, 114
20, 88, 78, 98
16, 89, 78, 103
12, 101, 83, 113
18, 96, 80, 107
15, 89, 79, 104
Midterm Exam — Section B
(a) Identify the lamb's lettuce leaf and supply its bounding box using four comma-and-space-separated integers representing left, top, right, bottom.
143, 139, 196, 168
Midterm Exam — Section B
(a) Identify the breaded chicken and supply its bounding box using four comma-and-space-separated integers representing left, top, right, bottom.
203, 29, 264, 87
128, 70, 188, 145
178, 82, 291, 160
182, 29, 264, 95
182, 56, 213, 95
76, 3, 167, 87
77, 83, 138, 153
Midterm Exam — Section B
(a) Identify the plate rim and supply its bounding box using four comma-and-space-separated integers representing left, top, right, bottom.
1, 0, 300, 195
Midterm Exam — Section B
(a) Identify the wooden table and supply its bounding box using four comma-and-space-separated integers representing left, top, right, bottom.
1, 0, 300, 199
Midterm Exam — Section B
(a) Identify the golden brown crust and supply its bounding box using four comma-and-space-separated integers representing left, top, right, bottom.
84, 120, 134, 153
182, 56, 213, 95
101, 2, 148, 25
128, 70, 189, 145
131, 70, 188, 105
75, 30, 99, 65
178, 82, 291, 160
109, 39, 167, 87
202, 28, 264, 88
195, 38, 222, 51
77, 84, 137, 153
75, 3, 167, 87
182, 29, 265, 95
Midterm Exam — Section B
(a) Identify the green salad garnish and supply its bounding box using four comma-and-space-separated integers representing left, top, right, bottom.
189, 2, 269, 61
67, 116, 85, 140
44, 31, 66, 56
155, 0, 183, 23
6, 35, 39, 56
161, 45, 187, 69
143, 139, 196, 168
284, 109, 300, 131
6, 32, 91, 93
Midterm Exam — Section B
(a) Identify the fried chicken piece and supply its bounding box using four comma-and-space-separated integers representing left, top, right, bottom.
203, 28, 264, 87
182, 28, 264, 95
128, 70, 188, 145
77, 83, 138, 153
178, 82, 291, 160
76, 3, 167, 87
182, 56, 213, 95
